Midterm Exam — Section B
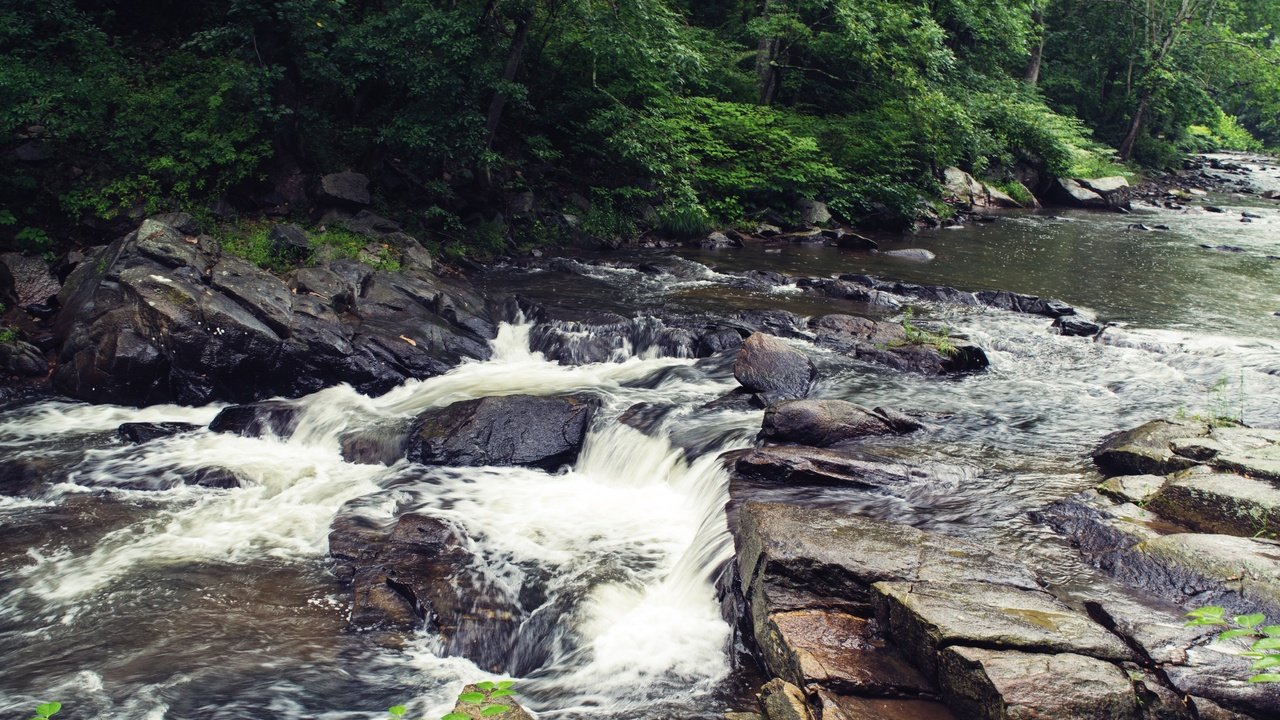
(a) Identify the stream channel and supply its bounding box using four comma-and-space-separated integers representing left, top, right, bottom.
2, 156, 1280, 719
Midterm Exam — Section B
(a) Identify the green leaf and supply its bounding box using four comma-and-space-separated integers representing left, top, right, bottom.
1187, 618, 1228, 627
1235, 613, 1267, 629
388, 706, 407, 718
1219, 628, 1259, 640
1251, 655, 1280, 670
480, 705, 510, 717
1247, 673, 1280, 683
459, 692, 486, 704
1263, 625, 1280, 636
36, 703, 60, 718
442, 714, 470, 720
1252, 637, 1280, 652
1187, 606, 1226, 618
476, 681, 495, 691
497, 681, 515, 690
490, 690, 516, 698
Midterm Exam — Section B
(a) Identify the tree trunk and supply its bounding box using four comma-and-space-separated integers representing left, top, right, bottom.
485, 15, 531, 149
1118, 91, 1151, 160
1023, 10, 1045, 85
756, 36, 782, 105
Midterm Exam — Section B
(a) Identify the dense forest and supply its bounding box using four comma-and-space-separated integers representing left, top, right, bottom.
2, 0, 1279, 256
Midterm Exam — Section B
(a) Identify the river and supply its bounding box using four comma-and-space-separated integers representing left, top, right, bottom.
2, 156, 1279, 719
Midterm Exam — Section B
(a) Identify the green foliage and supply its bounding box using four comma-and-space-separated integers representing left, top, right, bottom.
434, 680, 518, 720
892, 308, 957, 356
29, 701, 60, 720
217, 221, 284, 272
1186, 606, 1280, 683
310, 228, 401, 272
0, 326, 16, 344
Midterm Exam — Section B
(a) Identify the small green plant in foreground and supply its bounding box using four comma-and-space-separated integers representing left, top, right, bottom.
1186, 606, 1280, 683
389, 679, 519, 720
29, 701, 61, 720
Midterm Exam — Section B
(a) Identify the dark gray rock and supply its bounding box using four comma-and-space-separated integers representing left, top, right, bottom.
209, 401, 301, 438
0, 252, 60, 306
0, 340, 46, 377
329, 512, 520, 671
1093, 419, 1210, 476
210, 255, 295, 335
976, 290, 1074, 317
760, 399, 919, 447
269, 224, 311, 264
728, 446, 917, 490
406, 394, 599, 470
1055, 315, 1103, 337
117, 422, 202, 444
318, 171, 371, 207
734, 333, 816, 401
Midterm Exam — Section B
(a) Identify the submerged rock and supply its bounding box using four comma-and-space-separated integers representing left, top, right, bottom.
760, 399, 921, 447
406, 394, 598, 470
116, 422, 202, 444
329, 512, 520, 671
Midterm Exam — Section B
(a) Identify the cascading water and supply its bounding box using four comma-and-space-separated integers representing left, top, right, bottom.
0, 318, 758, 719
3, 172, 1280, 718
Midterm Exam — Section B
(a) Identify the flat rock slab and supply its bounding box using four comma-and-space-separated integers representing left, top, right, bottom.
873, 581, 1131, 676
1141, 533, 1280, 612
1147, 467, 1280, 538
762, 609, 932, 696
815, 691, 956, 720
736, 503, 1039, 618
728, 446, 917, 490
1097, 474, 1166, 505
938, 647, 1138, 720
1093, 419, 1210, 476
1087, 592, 1280, 717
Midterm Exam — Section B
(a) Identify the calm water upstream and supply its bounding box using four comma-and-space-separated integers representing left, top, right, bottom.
3, 157, 1280, 719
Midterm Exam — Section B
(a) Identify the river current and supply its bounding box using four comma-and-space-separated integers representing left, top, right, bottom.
2, 156, 1279, 719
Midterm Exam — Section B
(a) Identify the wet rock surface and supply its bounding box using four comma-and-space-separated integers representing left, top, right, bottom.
735, 333, 818, 402
406, 393, 599, 470
328, 511, 521, 671
50, 216, 494, 406
760, 399, 921, 447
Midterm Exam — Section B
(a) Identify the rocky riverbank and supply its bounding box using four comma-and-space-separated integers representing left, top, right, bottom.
3, 165, 1278, 720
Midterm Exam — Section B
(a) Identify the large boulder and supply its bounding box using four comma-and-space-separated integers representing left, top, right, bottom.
0, 252, 60, 306
760, 399, 921, 447
51, 217, 495, 406
329, 512, 521, 671
1078, 176, 1132, 209
0, 340, 47, 377
1047, 178, 1108, 209
727, 446, 918, 491
406, 394, 599, 470
317, 171, 371, 207
734, 333, 817, 402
